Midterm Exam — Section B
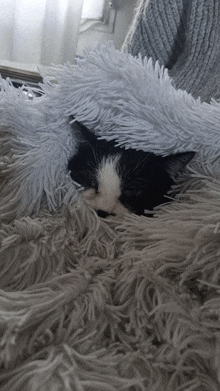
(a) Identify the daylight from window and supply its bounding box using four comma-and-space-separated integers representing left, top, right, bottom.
15, 0, 105, 19
0, 0, 106, 66
82, 0, 105, 19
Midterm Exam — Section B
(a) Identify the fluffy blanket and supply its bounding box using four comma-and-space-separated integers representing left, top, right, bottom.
1, 3, 220, 390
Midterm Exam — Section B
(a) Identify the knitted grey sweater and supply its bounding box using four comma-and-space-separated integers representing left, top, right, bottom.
122, 0, 220, 102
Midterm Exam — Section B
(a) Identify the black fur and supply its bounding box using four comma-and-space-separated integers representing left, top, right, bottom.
68, 120, 195, 216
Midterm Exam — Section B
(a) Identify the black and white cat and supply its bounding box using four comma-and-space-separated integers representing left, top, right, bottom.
68, 120, 195, 218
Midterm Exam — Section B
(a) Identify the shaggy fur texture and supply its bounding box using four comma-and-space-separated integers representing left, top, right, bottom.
1, 37, 220, 391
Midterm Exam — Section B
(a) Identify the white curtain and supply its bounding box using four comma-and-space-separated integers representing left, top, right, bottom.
0, 0, 85, 66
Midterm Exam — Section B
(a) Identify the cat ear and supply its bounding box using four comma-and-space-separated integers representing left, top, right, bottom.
163, 151, 195, 179
70, 116, 97, 145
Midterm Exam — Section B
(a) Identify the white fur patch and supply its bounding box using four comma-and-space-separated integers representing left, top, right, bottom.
98, 156, 121, 199
83, 155, 129, 218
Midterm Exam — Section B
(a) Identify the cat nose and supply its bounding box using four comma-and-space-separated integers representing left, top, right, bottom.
96, 210, 115, 218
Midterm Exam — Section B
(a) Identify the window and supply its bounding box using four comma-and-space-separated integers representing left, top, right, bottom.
80, 1, 115, 34
0, 0, 114, 68
82, 0, 106, 20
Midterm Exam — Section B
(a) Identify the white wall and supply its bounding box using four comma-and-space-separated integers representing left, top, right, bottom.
76, 0, 138, 55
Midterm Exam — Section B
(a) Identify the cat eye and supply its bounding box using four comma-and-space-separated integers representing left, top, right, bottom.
123, 190, 134, 197
90, 180, 99, 192
123, 189, 142, 197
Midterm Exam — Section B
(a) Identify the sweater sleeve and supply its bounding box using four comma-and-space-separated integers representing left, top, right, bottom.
122, 0, 220, 102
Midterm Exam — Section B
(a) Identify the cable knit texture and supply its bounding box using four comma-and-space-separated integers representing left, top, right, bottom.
122, 0, 220, 102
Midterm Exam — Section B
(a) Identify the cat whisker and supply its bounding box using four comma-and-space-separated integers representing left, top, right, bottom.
68, 120, 195, 218
131, 155, 150, 173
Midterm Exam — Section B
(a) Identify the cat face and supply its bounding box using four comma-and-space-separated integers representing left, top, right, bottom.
68, 121, 195, 218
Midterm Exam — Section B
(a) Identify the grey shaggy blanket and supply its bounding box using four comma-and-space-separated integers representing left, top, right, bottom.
0, 1, 220, 390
